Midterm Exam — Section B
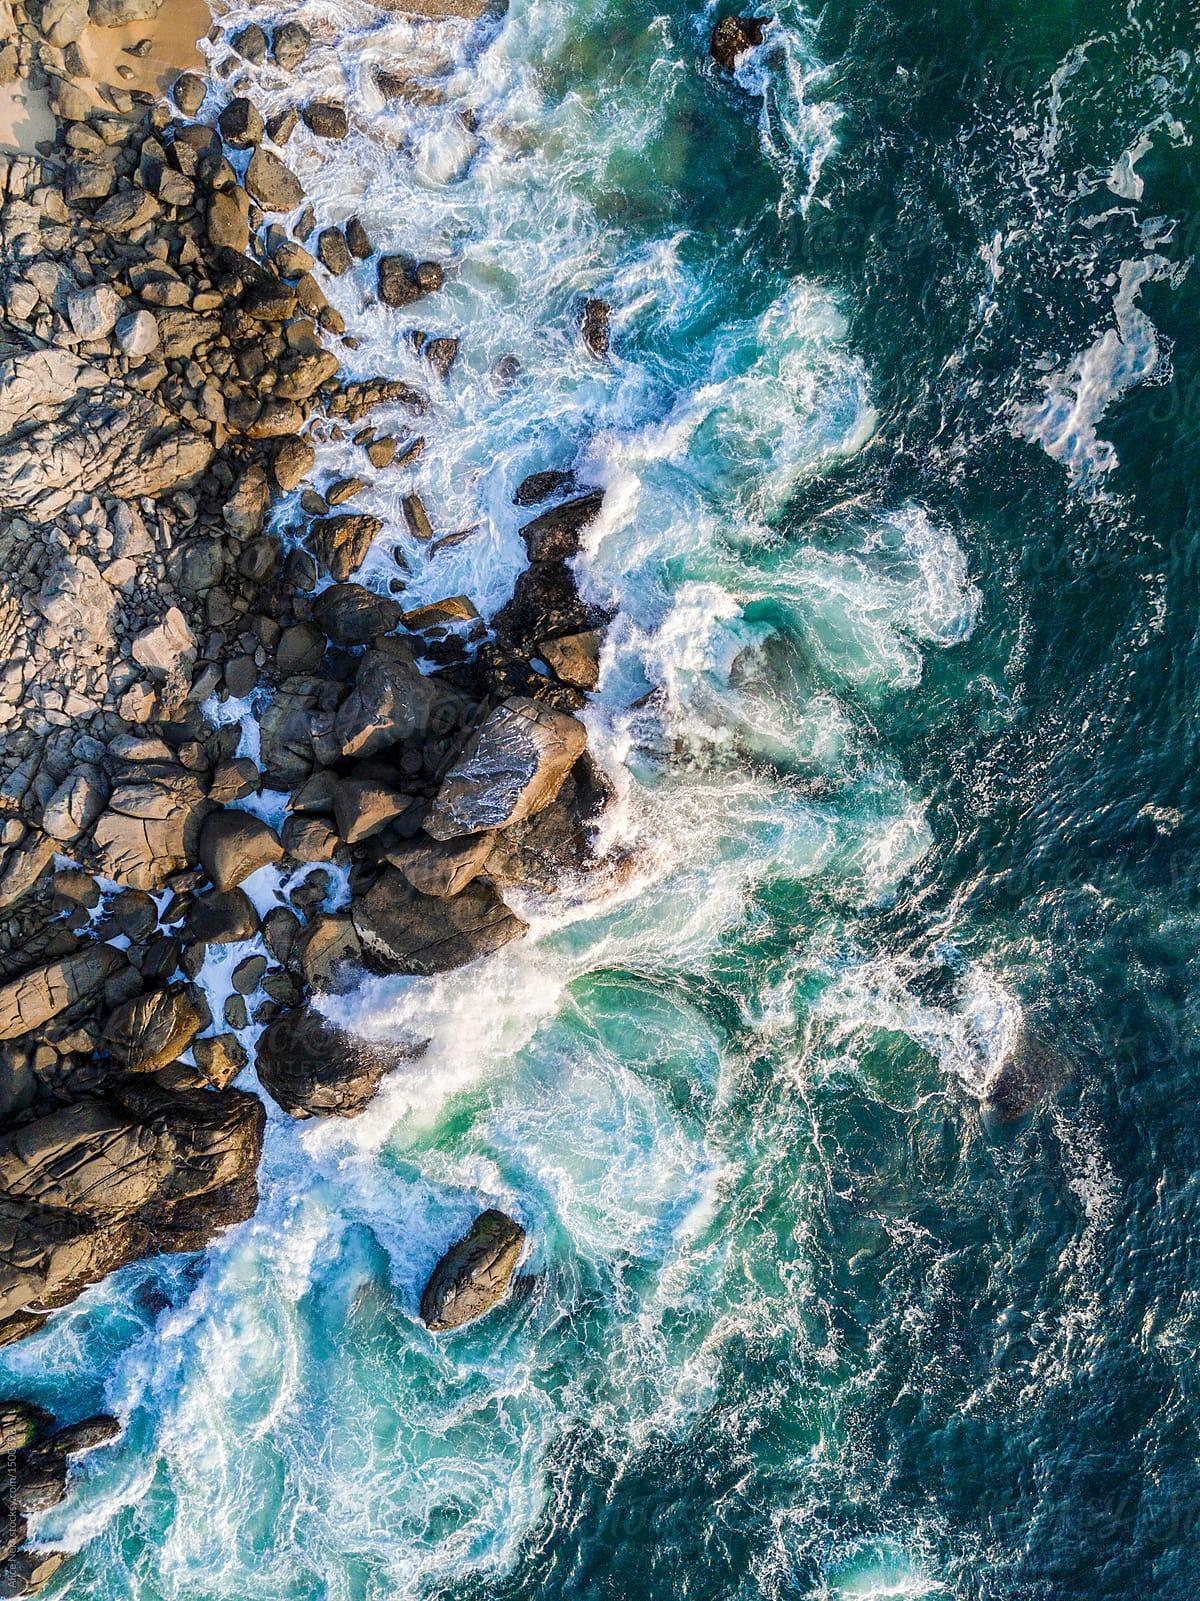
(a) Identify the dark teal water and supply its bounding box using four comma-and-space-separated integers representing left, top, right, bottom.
5, 1, 1199, 1597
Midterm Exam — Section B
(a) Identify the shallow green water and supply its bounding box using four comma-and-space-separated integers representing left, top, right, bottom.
5, 0, 1200, 1596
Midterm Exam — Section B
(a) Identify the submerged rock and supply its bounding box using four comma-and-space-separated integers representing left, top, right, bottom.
982, 1028, 1070, 1125
518, 490, 604, 563
256, 1006, 422, 1119
420, 1208, 526, 1332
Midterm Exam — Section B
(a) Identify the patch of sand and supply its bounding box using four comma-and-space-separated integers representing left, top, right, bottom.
0, 77, 56, 155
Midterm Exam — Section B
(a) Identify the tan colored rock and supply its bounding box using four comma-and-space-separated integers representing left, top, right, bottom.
0, 946, 123, 1042
426, 697, 587, 840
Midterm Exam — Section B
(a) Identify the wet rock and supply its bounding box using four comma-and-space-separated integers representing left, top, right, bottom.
301, 101, 348, 140
513, 468, 578, 507
272, 21, 310, 71
182, 888, 259, 945
333, 648, 470, 760
426, 696, 587, 840
0, 1402, 52, 1457
344, 217, 373, 259
580, 296, 609, 358
353, 869, 526, 976
193, 1034, 247, 1089
518, 491, 604, 563
244, 149, 304, 211
492, 558, 612, 655
207, 189, 249, 253
540, 628, 601, 691
317, 227, 353, 276
0, 1083, 265, 1347
982, 1029, 1070, 1125
103, 985, 205, 1073
172, 71, 205, 115
378, 255, 441, 308
46, 1415, 120, 1456
312, 583, 403, 646
197, 811, 283, 892
419, 1208, 526, 1331
231, 21, 268, 62
483, 755, 612, 892
217, 96, 263, 150
271, 436, 316, 492
310, 512, 384, 581
256, 1006, 420, 1118
710, 13, 769, 71
296, 914, 360, 993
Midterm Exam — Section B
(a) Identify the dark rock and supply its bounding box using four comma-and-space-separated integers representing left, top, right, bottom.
982, 1029, 1070, 1125
198, 811, 284, 892
710, 13, 769, 71
272, 21, 310, 71
46, 1414, 120, 1456
492, 559, 612, 654
103, 984, 205, 1073
0, 1401, 52, 1457
301, 101, 348, 140
231, 22, 268, 62
171, 72, 206, 116
183, 889, 260, 946
296, 914, 360, 993
344, 216, 372, 259
518, 491, 604, 563
317, 227, 353, 276
483, 755, 612, 892
310, 513, 384, 581
540, 629, 601, 691
217, 96, 263, 150
256, 1006, 421, 1119
379, 255, 442, 308
353, 869, 526, 976
420, 1208, 526, 1331
333, 648, 470, 759
580, 297, 609, 357
0, 947, 124, 1042
513, 468, 577, 507
244, 149, 304, 211
382, 831, 494, 898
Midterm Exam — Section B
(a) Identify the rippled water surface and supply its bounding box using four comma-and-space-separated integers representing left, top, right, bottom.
6, 0, 1200, 1595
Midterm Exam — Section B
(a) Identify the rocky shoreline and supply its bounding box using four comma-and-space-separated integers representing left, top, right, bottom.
0, 0, 622, 1586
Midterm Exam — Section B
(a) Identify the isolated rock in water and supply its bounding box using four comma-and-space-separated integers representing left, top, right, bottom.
301, 100, 348, 139
983, 1028, 1070, 1124
198, 810, 284, 892
710, 13, 769, 70
426, 696, 587, 840
513, 468, 578, 507
272, 20, 310, 70
580, 297, 609, 358
309, 512, 383, 581
256, 1007, 421, 1118
420, 1209, 526, 1331
333, 648, 468, 759
0, 1083, 264, 1346
172, 71, 206, 115
353, 869, 527, 975
103, 985, 205, 1073
518, 491, 604, 563
0, 946, 123, 1042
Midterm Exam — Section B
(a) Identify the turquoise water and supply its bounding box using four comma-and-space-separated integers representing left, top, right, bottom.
6, 0, 1200, 1595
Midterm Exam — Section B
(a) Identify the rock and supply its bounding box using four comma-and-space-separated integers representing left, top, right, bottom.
272, 21, 310, 71
0, 1549, 66, 1594
401, 596, 478, 632
110, 890, 157, 940
426, 697, 587, 840
103, 984, 205, 1072
207, 189, 249, 253
89, 0, 164, 26
312, 583, 403, 646
172, 71, 206, 115
483, 755, 611, 892
580, 297, 609, 357
280, 814, 339, 862
0, 1401, 51, 1456
333, 778, 410, 844
0, 1082, 264, 1347
41, 764, 109, 843
131, 607, 196, 677
183, 888, 259, 945
317, 227, 352, 276
383, 831, 494, 898
352, 869, 526, 976
256, 1006, 419, 1118
271, 436, 316, 491
518, 491, 604, 562
401, 492, 434, 542
217, 97, 263, 150
40, 0, 89, 46
93, 765, 209, 891
7, 1448, 67, 1512
344, 217, 373, 258
310, 512, 383, 581
66, 285, 121, 341
710, 13, 769, 70
296, 914, 360, 993
301, 101, 348, 140
513, 468, 578, 507
197, 811, 284, 892
47, 1414, 120, 1455
982, 1029, 1070, 1125
493, 558, 611, 654
277, 622, 325, 674
244, 149, 304, 211
0, 941, 123, 1043
419, 1209, 525, 1331
274, 350, 340, 401
425, 336, 458, 380
193, 1033, 247, 1089
231, 21, 268, 62
540, 629, 601, 691
333, 648, 469, 759
115, 308, 159, 359
223, 465, 269, 539
378, 255, 441, 308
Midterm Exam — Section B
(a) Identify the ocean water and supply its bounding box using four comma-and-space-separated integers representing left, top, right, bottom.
6, 0, 1200, 1596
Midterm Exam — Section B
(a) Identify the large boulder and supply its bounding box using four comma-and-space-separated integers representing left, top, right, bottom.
491, 558, 611, 655
483, 755, 612, 892
419, 1209, 526, 1331
333, 648, 470, 760
710, 13, 769, 70
426, 697, 587, 840
255, 1007, 420, 1118
311, 583, 403, 646
352, 870, 526, 975
0, 947, 124, 1042
91, 764, 210, 892
102, 985, 205, 1073
0, 1082, 264, 1346
244, 149, 304, 211
518, 491, 604, 563
309, 513, 383, 581
383, 831, 495, 898
197, 810, 284, 891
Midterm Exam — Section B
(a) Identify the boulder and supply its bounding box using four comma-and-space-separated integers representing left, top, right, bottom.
419, 1209, 525, 1331
198, 811, 284, 891
182, 888, 260, 945
426, 697, 587, 840
333, 778, 410, 844
255, 1006, 420, 1118
352, 869, 526, 976
89, 0, 164, 24
231, 22, 267, 61
982, 1029, 1070, 1125
207, 190, 249, 254
272, 21, 310, 70
378, 255, 441, 308
47, 1415, 120, 1456
92, 765, 210, 891
217, 97, 263, 149
172, 71, 206, 116
130, 607, 196, 677
540, 628, 601, 691
301, 101, 348, 139
244, 149, 304, 211
710, 13, 769, 70
66, 285, 121, 341
310, 512, 383, 581
103, 985, 205, 1072
580, 297, 609, 358
383, 831, 494, 898
271, 436, 316, 492
513, 468, 578, 507
295, 914, 361, 993
492, 558, 611, 654
518, 491, 604, 563
0, 946, 124, 1042
483, 756, 611, 892
0, 1402, 51, 1457
311, 583, 403, 646
40, 764, 109, 843
0, 1083, 264, 1346
40, 0, 88, 45
115, 309, 160, 360
333, 648, 469, 759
